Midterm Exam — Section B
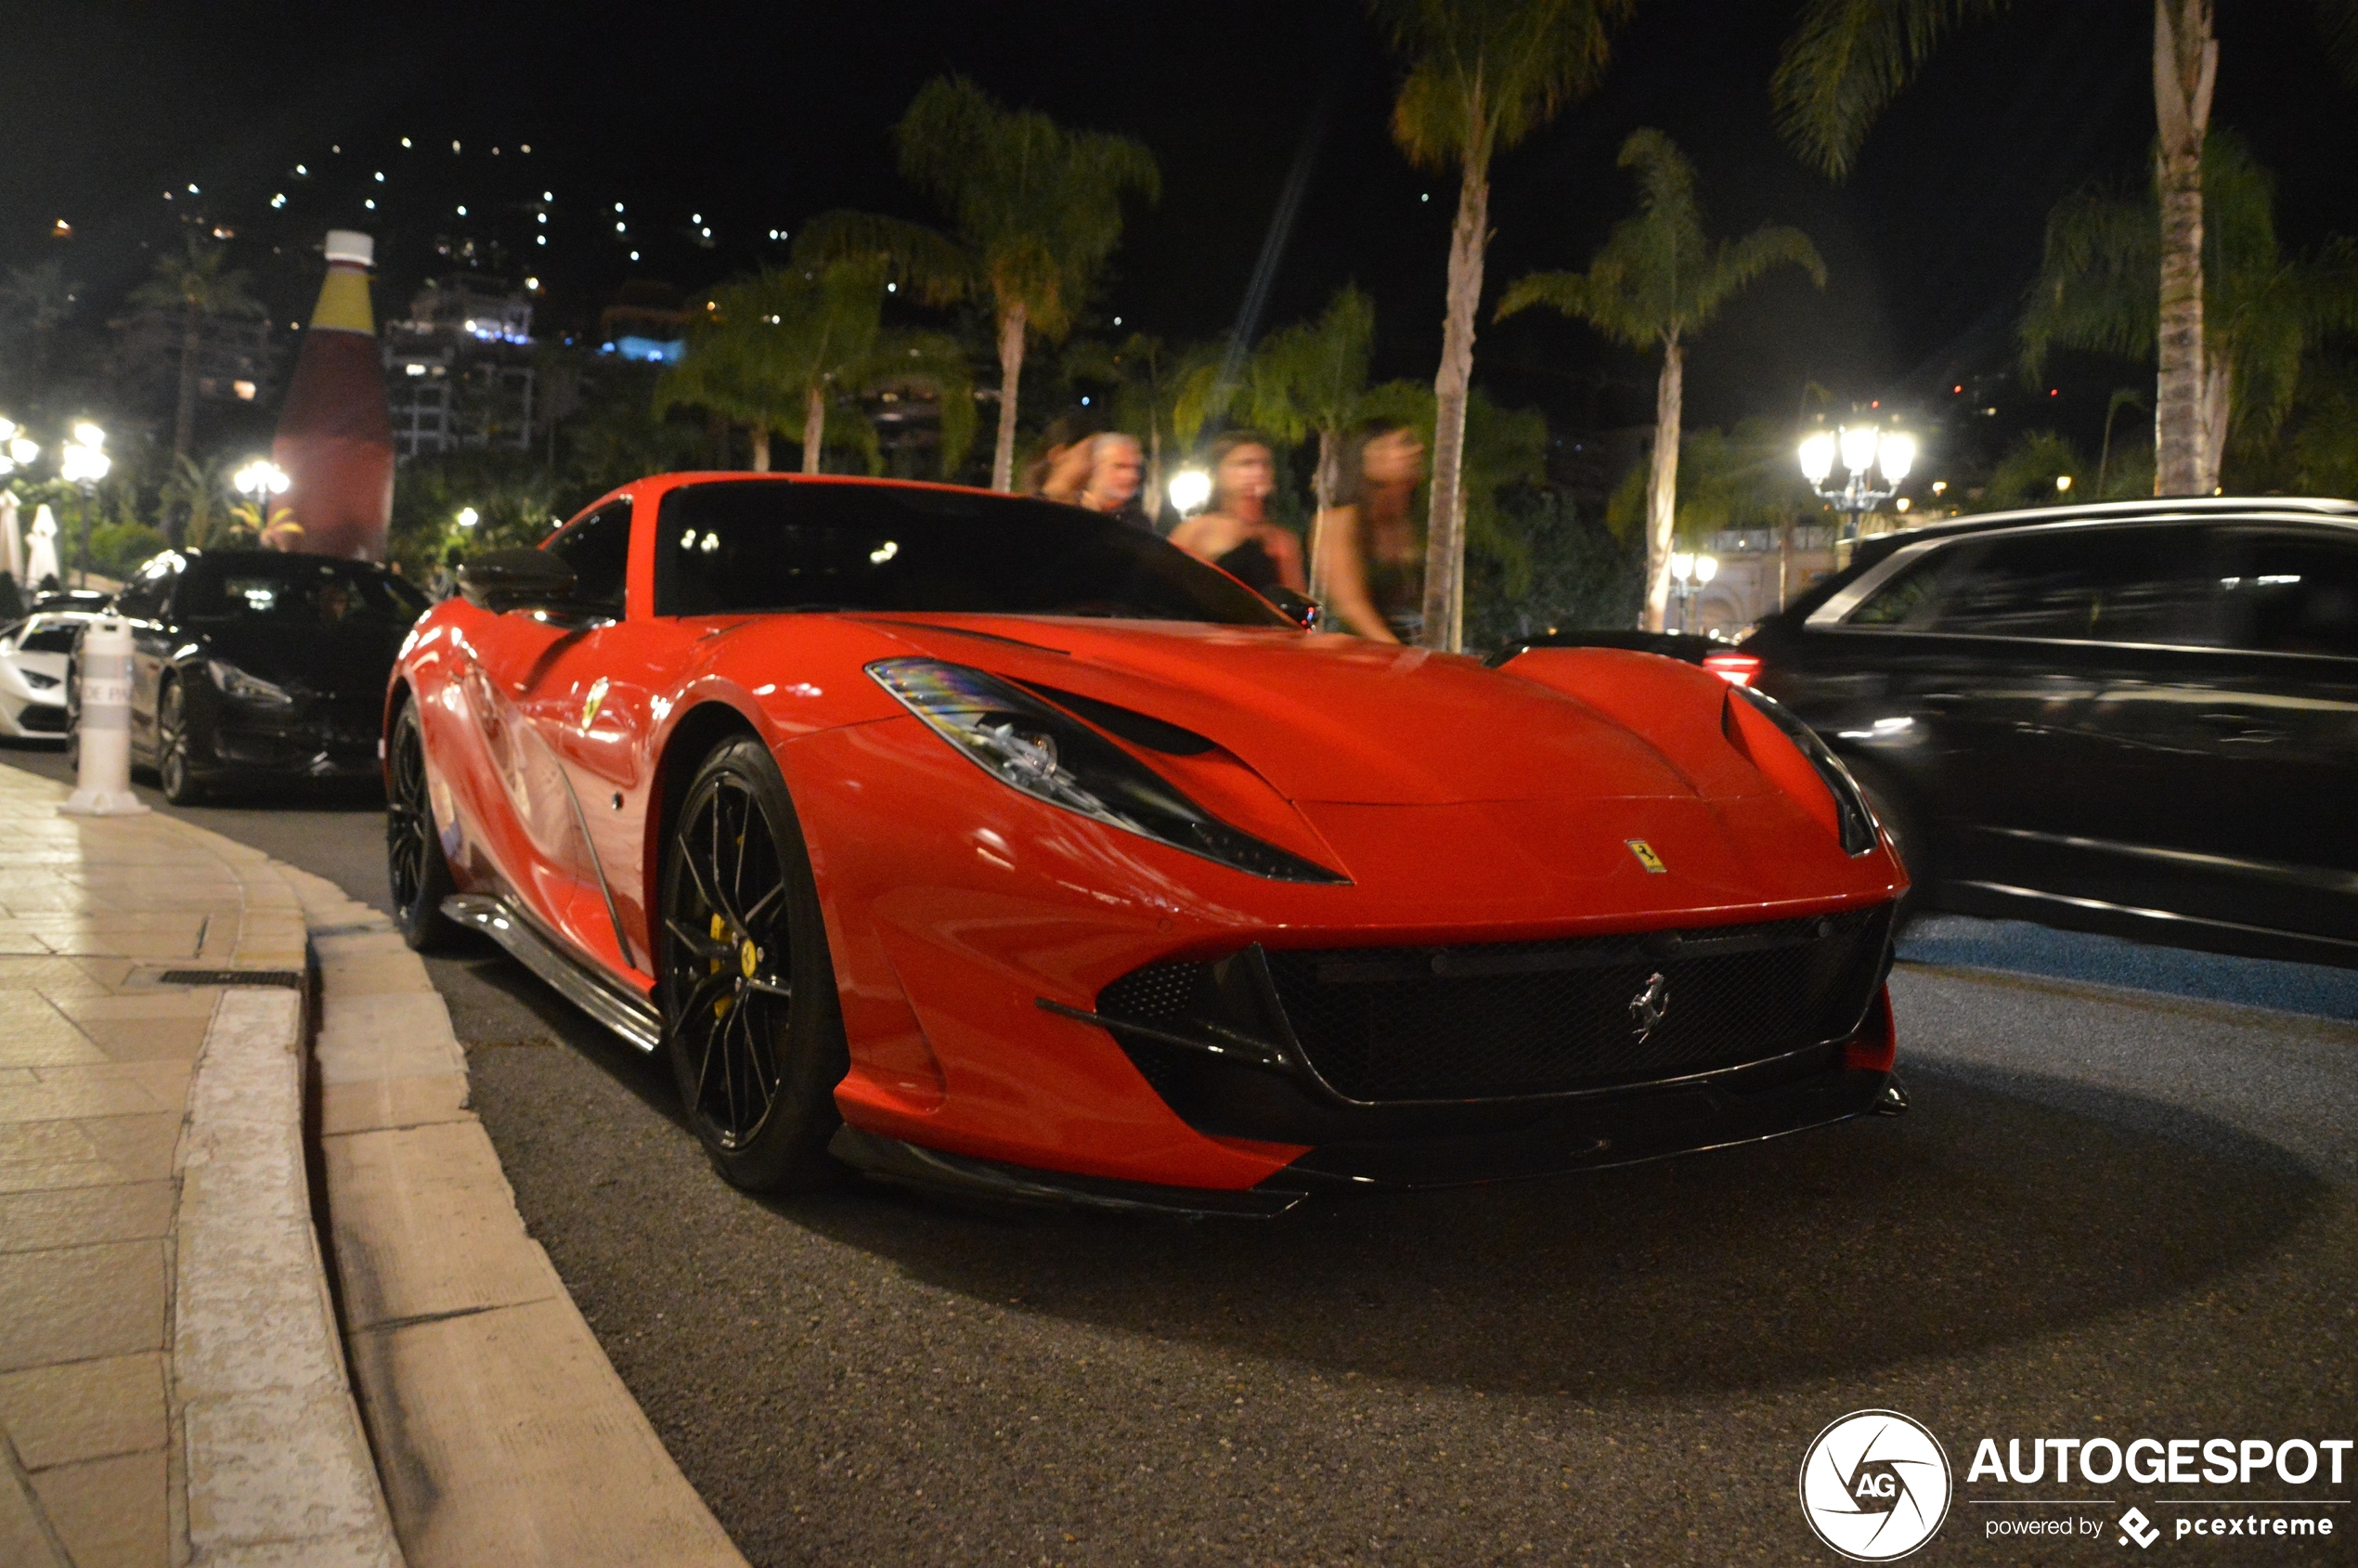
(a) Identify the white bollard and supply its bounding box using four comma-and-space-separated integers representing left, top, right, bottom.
60, 617, 149, 817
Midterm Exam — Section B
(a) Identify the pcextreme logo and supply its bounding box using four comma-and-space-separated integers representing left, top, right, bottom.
1800, 1409, 1954, 1562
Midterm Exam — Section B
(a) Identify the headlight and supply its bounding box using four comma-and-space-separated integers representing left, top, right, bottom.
867, 658, 1345, 884
1730, 683, 1879, 855
18, 668, 58, 691
206, 659, 295, 707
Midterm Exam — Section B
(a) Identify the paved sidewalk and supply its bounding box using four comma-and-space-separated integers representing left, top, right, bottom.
0, 764, 393, 1567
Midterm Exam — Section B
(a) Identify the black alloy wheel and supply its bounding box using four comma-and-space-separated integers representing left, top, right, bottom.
385, 701, 457, 950
156, 679, 202, 806
660, 735, 847, 1191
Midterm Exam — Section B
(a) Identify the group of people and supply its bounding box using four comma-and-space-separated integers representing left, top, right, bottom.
1021, 414, 1429, 643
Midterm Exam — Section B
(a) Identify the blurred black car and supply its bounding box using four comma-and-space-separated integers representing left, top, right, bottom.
1742, 497, 2358, 967
81, 550, 426, 803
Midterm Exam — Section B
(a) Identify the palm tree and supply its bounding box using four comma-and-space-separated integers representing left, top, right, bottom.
1775, 0, 2358, 498
659, 262, 974, 478
131, 234, 264, 465
799, 76, 1160, 492
2022, 132, 2358, 485
1498, 130, 1824, 632
1373, 0, 1634, 651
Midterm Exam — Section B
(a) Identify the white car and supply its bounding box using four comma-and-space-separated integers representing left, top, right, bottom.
0, 612, 97, 739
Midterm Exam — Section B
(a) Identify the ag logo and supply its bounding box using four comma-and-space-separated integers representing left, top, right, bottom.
1798, 1409, 1951, 1562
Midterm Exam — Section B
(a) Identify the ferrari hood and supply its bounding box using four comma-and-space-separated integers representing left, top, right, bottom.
849, 615, 1707, 807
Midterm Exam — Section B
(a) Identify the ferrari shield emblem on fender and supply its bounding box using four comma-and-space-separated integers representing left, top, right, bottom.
1625, 838, 1667, 874
1628, 972, 1670, 1041
580, 676, 610, 732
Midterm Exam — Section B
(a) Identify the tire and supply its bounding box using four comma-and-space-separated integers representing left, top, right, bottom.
156, 679, 204, 806
384, 700, 458, 951
659, 735, 848, 1192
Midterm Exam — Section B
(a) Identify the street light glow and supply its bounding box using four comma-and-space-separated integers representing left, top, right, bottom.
1165, 469, 1212, 514
1797, 432, 1835, 485
1670, 551, 1695, 584
2055, 474, 2073, 492
1692, 554, 1718, 586
1837, 424, 1880, 475
456, 507, 480, 528
1878, 432, 1916, 483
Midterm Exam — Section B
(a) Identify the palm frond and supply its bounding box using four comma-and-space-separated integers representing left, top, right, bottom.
1376, 0, 1633, 166
1772, 0, 2011, 180
790, 211, 976, 308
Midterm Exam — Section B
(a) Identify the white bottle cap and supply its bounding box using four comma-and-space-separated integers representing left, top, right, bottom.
323, 229, 375, 267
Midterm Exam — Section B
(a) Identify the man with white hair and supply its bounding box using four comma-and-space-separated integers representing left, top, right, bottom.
1077, 432, 1152, 532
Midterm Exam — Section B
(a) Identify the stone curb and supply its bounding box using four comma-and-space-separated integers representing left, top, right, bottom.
280, 867, 747, 1568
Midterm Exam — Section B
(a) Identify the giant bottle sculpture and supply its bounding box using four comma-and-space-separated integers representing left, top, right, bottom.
272, 229, 394, 559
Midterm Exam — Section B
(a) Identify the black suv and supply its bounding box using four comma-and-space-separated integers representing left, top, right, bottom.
1742, 498, 2358, 968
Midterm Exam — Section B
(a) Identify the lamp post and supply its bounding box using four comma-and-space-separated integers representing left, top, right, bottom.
1162, 469, 1211, 517
0, 419, 38, 479
58, 422, 109, 588
232, 459, 291, 542
1798, 424, 1914, 543
1667, 551, 1718, 633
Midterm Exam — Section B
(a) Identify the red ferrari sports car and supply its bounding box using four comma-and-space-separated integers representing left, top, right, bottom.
384, 473, 1906, 1215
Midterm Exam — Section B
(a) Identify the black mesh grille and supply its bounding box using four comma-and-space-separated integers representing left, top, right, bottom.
1099, 961, 1200, 1027
1249, 907, 1888, 1102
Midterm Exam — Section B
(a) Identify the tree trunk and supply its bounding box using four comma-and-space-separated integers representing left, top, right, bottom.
1641, 338, 1683, 633
2200, 352, 2231, 486
1306, 427, 1342, 606
174, 301, 202, 464
2153, 0, 2216, 496
991, 304, 1028, 492
1420, 158, 1489, 653
1144, 423, 1164, 526
751, 421, 772, 473
804, 382, 830, 475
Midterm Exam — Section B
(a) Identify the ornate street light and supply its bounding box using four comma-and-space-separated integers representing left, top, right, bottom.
58, 422, 109, 588
1668, 551, 1718, 633
1799, 423, 1913, 538
0, 419, 38, 477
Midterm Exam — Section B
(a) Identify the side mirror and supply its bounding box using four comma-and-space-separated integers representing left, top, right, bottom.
1265, 587, 1320, 631
459, 549, 577, 615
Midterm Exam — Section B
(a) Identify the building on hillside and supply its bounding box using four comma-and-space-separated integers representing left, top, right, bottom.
107, 309, 277, 415
382, 277, 537, 457
598, 281, 689, 365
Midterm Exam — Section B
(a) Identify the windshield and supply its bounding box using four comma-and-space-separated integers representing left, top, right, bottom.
178, 555, 426, 625
653, 479, 1289, 627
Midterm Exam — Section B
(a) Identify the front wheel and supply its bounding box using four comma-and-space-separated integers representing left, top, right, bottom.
385, 700, 457, 950
660, 735, 848, 1192
157, 679, 203, 806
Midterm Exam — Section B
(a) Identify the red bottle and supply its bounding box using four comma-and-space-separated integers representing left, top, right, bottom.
273, 229, 394, 559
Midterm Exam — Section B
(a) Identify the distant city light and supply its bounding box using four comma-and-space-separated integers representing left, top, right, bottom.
373, 171, 385, 182
525, 277, 539, 291
401, 136, 412, 148
536, 214, 546, 224
542, 191, 552, 201
456, 205, 467, 216
629, 251, 640, 261
187, 183, 199, 194
615, 222, 626, 233
405, 363, 426, 377
2055, 474, 2073, 492
364, 200, 376, 210
693, 214, 702, 223
521, 145, 531, 153
270, 194, 286, 209
1113, 317, 1122, 327
614, 202, 624, 213
536, 237, 546, 246
294, 164, 307, 175
886, 281, 896, 292
700, 227, 711, 238
456, 507, 480, 528
451, 140, 461, 153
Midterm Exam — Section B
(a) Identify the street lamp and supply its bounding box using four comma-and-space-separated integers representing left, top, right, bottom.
455, 505, 480, 530
1668, 551, 1718, 633
58, 422, 109, 588
1799, 422, 1913, 539
232, 460, 291, 542
1163, 469, 1211, 516
0, 420, 37, 478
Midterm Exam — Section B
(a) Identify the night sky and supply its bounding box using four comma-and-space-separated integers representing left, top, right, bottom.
6, 1, 2357, 462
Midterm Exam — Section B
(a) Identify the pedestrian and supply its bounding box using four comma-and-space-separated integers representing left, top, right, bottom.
1078, 432, 1152, 532
1021, 412, 1105, 504
1168, 432, 1305, 597
427, 546, 462, 603
1314, 421, 1425, 642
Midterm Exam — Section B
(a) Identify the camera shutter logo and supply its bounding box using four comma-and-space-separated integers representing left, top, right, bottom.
1798, 1409, 1951, 1562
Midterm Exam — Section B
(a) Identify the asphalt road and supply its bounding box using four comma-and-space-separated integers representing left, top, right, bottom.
12, 741, 2355, 1567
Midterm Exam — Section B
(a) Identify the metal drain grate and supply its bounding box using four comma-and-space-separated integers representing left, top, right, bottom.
156, 969, 305, 989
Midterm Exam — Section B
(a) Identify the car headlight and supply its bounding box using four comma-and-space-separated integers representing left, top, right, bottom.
206, 659, 295, 708
867, 658, 1345, 884
1730, 682, 1879, 855
18, 668, 58, 691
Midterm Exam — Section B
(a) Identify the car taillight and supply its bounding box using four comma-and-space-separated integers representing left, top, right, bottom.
1702, 650, 1762, 687
1843, 985, 1897, 1074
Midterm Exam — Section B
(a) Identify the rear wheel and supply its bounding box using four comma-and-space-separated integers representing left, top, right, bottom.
660, 736, 848, 1192
157, 679, 203, 806
385, 701, 457, 950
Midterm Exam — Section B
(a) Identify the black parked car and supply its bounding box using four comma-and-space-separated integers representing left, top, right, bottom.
1742, 497, 2358, 967
79, 550, 427, 803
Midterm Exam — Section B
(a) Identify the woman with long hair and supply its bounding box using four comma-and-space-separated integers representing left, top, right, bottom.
1314, 421, 1424, 641
1168, 432, 1304, 596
